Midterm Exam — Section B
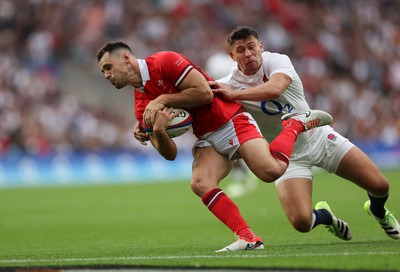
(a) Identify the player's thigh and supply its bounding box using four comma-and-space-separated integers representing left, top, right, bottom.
336, 146, 388, 194
276, 178, 313, 224
192, 146, 233, 191
238, 138, 282, 177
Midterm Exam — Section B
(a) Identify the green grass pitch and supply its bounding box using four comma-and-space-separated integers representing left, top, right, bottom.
0, 169, 399, 271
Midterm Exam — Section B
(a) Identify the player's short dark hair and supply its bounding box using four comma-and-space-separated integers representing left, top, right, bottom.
96, 42, 133, 62
227, 26, 260, 47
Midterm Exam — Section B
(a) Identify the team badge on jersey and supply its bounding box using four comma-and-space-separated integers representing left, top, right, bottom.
328, 133, 337, 141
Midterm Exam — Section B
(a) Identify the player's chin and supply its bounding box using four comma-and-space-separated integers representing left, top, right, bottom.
244, 62, 259, 73
245, 61, 258, 68
113, 83, 125, 89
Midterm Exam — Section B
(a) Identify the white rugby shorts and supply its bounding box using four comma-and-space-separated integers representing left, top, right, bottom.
275, 125, 354, 184
193, 112, 263, 160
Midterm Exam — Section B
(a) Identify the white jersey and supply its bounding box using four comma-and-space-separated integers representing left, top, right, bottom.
218, 51, 312, 149
219, 51, 354, 182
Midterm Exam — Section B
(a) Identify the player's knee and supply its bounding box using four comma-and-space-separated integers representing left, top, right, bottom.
190, 178, 214, 197
286, 212, 312, 233
190, 179, 203, 197
371, 177, 390, 196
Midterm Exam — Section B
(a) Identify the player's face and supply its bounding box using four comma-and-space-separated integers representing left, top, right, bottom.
229, 36, 263, 76
99, 52, 129, 89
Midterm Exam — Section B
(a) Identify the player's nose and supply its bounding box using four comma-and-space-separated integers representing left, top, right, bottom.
104, 71, 111, 79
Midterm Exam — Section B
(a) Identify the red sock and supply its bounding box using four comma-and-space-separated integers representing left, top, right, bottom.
202, 188, 256, 241
269, 121, 303, 166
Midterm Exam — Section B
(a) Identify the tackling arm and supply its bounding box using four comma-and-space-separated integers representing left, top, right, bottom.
213, 73, 291, 101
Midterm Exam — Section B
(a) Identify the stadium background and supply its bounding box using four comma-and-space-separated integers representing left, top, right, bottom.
0, 0, 399, 187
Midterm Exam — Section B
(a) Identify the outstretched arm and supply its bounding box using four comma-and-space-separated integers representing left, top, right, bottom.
211, 73, 291, 101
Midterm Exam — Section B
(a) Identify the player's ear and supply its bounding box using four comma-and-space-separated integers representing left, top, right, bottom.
259, 41, 264, 51
121, 51, 131, 63
229, 51, 236, 62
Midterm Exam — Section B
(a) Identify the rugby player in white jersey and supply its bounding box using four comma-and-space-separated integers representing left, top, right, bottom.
211, 26, 400, 240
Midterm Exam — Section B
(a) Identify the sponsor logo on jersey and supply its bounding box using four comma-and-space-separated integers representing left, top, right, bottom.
261, 100, 294, 115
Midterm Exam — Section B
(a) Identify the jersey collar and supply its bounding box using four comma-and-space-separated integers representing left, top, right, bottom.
137, 59, 150, 92
233, 64, 264, 84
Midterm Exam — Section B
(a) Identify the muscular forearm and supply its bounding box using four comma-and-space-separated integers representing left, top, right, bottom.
234, 84, 280, 101
156, 88, 213, 108
150, 129, 177, 161
233, 82, 284, 101
158, 68, 214, 108
232, 73, 290, 101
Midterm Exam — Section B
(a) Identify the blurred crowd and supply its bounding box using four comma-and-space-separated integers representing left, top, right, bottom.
0, 0, 399, 156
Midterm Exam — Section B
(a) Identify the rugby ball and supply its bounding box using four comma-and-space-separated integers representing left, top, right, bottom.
143, 108, 192, 138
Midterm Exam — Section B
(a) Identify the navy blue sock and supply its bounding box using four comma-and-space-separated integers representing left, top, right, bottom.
368, 192, 388, 219
312, 209, 333, 228
312, 209, 333, 229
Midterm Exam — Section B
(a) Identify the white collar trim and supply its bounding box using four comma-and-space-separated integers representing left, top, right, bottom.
137, 59, 149, 92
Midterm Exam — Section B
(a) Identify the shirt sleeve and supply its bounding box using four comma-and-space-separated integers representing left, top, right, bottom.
263, 52, 295, 80
157, 52, 194, 88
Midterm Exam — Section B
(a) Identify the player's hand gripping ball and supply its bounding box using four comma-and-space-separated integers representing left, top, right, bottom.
143, 109, 192, 138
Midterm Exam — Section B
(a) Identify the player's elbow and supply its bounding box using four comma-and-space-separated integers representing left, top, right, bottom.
160, 148, 177, 161
159, 148, 177, 161
202, 88, 214, 103
269, 86, 284, 99
151, 136, 178, 161
164, 153, 177, 161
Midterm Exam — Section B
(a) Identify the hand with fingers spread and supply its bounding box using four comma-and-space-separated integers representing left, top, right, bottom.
152, 107, 180, 134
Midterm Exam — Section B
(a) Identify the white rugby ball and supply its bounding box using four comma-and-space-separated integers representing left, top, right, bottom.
144, 108, 193, 138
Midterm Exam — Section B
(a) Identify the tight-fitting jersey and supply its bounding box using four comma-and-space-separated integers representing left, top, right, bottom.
218, 51, 312, 148
134, 51, 242, 138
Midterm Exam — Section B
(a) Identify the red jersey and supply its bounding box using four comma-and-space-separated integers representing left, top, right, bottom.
134, 51, 242, 137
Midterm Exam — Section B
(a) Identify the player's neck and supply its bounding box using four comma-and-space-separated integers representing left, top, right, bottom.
127, 59, 143, 88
